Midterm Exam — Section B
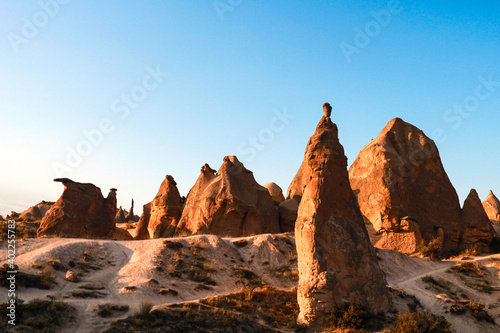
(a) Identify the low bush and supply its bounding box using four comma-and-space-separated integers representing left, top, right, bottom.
391, 311, 454, 333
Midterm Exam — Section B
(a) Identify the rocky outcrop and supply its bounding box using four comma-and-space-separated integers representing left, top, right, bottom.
483, 190, 500, 223
294, 111, 391, 328
113, 227, 134, 240
175, 157, 280, 237
18, 201, 54, 221
134, 203, 151, 240
134, 176, 181, 239
125, 199, 139, 222
38, 179, 118, 239
349, 118, 462, 254
461, 189, 495, 252
148, 176, 182, 238
263, 183, 285, 202
115, 207, 126, 224
278, 199, 298, 233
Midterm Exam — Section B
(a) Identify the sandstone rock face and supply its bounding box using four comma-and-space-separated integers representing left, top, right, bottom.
278, 199, 298, 233
38, 179, 117, 239
134, 203, 151, 240
263, 182, 285, 202
294, 114, 391, 327
125, 199, 139, 222
139, 175, 182, 239
483, 190, 500, 223
19, 201, 54, 221
461, 189, 495, 252
115, 207, 126, 224
349, 118, 462, 254
374, 217, 422, 254
114, 227, 134, 240
175, 157, 280, 237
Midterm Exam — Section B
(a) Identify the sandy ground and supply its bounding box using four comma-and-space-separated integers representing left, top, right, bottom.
0, 233, 297, 333
1, 233, 500, 333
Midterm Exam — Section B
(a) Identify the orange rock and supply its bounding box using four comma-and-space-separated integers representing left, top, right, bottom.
175, 156, 280, 237
38, 179, 117, 239
461, 189, 495, 252
349, 118, 462, 254
263, 182, 285, 202
294, 111, 391, 328
483, 190, 500, 223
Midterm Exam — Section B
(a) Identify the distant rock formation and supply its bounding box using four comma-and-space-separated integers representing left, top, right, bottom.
461, 189, 495, 252
125, 199, 139, 222
134, 202, 152, 240
483, 190, 500, 223
263, 182, 285, 202
294, 110, 391, 328
38, 179, 118, 239
349, 118, 462, 254
19, 201, 55, 221
115, 207, 126, 224
134, 176, 182, 239
175, 157, 280, 237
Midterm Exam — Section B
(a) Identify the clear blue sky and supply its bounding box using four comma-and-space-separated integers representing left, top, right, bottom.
1, 0, 499, 217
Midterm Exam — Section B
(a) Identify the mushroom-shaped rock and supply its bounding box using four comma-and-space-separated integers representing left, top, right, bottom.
38, 179, 118, 239
293, 108, 391, 328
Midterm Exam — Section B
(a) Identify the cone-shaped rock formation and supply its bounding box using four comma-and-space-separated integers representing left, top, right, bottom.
461, 189, 495, 252
294, 109, 391, 328
175, 157, 280, 237
349, 118, 462, 253
483, 190, 500, 223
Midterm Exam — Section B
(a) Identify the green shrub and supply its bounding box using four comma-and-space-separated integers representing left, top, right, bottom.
418, 238, 442, 260
0, 299, 75, 332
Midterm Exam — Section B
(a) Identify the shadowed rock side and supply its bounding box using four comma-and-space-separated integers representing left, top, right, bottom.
461, 189, 495, 252
115, 207, 126, 224
349, 118, 462, 254
134, 202, 151, 240
263, 182, 286, 202
294, 113, 391, 328
37, 179, 118, 239
279, 199, 298, 233
18, 201, 54, 221
133, 176, 181, 239
125, 199, 139, 222
175, 156, 280, 237
483, 190, 500, 223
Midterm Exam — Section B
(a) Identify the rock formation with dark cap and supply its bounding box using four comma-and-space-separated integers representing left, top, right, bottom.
38, 179, 118, 239
294, 107, 391, 328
